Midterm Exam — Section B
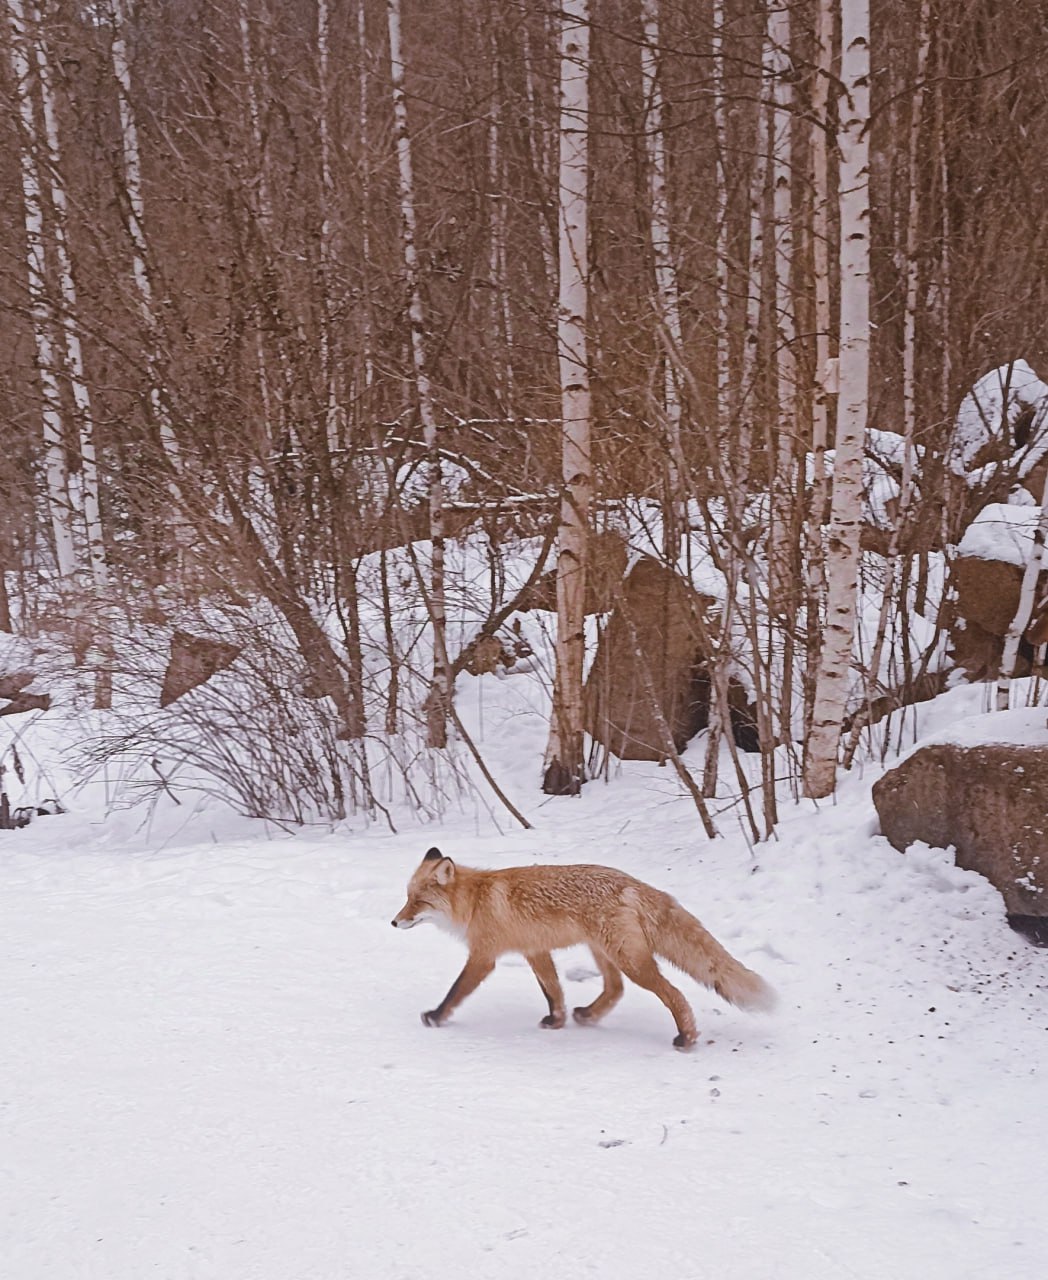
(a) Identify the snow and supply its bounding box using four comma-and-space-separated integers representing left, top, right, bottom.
956, 502, 1038, 567
892, 683, 1048, 754
949, 359, 1048, 479
3, 678, 1047, 1280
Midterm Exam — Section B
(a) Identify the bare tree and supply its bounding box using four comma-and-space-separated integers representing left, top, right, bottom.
387, 0, 450, 749
543, 0, 592, 797
4, 0, 75, 581
805, 0, 871, 799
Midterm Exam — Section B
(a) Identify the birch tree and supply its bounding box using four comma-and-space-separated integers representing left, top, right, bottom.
768, 1, 795, 477
711, 0, 730, 433
804, 0, 834, 741
27, 0, 107, 591
387, 0, 451, 749
4, 0, 75, 581
805, 0, 871, 800
105, 0, 184, 493
542, 0, 591, 796
740, 26, 770, 469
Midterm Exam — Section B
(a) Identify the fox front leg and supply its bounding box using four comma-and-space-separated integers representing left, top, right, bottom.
526, 952, 566, 1029
421, 953, 495, 1027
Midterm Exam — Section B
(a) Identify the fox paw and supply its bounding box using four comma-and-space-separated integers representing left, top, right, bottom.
540, 1013, 566, 1030
572, 1006, 596, 1025
421, 1010, 445, 1027
673, 1031, 697, 1051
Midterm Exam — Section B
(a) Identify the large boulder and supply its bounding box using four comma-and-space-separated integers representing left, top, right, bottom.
873, 742, 1048, 942
585, 557, 712, 761
160, 630, 240, 707
949, 502, 1048, 679
584, 556, 759, 761
0, 669, 50, 717
520, 530, 629, 616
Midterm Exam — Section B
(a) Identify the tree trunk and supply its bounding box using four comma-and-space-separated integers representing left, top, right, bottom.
387, 0, 450, 749
542, 0, 591, 797
804, 0, 834, 743
805, 0, 871, 800
640, 0, 685, 560
5, 0, 76, 582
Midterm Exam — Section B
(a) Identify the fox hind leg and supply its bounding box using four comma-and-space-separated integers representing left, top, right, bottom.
614, 949, 698, 1050
573, 948, 624, 1026
526, 952, 566, 1028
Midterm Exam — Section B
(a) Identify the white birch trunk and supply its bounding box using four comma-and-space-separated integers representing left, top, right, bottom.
29, 0, 107, 589
358, 0, 374, 393
712, 0, 730, 430
317, 0, 340, 448
542, 0, 591, 796
387, 0, 450, 749
804, 0, 871, 800
997, 471, 1048, 711
640, 0, 685, 557
810, 0, 833, 521
841, 0, 931, 766
740, 30, 771, 471
108, 0, 182, 474
5, 0, 75, 581
768, 2, 795, 470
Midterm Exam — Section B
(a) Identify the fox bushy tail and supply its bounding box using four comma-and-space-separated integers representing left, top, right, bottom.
653, 900, 777, 1012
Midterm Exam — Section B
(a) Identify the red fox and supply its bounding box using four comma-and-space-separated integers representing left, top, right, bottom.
392, 848, 775, 1050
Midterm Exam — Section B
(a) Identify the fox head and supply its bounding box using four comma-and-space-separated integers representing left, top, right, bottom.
392, 848, 456, 929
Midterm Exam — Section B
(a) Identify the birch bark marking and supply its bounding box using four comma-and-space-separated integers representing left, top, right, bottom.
712, 0, 730, 430
317, 0, 341, 449
28, 0, 106, 588
740, 25, 771, 473
768, 2, 795, 472
387, 0, 450, 749
804, 0, 870, 800
108, 0, 182, 476
841, 0, 930, 767
542, 0, 591, 797
804, 0, 834, 742
810, 0, 834, 486
5, 0, 75, 580
640, 0, 685, 558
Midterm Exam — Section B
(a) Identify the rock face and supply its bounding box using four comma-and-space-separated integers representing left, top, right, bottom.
0, 669, 50, 717
584, 556, 759, 761
521, 530, 629, 616
949, 503, 1048, 680
160, 631, 240, 707
873, 743, 1048, 940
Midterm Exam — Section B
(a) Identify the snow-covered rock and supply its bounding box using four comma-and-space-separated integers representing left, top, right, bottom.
948, 358, 1048, 484
874, 736, 1048, 936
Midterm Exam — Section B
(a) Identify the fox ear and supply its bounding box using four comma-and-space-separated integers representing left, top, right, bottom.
423, 847, 443, 862
434, 857, 455, 886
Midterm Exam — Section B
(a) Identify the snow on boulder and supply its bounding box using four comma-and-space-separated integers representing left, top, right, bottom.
948, 359, 1048, 493
957, 501, 1040, 568
873, 735, 1048, 943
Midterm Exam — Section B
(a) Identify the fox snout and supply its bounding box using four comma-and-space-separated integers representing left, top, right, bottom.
392, 908, 419, 929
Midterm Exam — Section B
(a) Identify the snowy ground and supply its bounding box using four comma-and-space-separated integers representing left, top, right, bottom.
3, 682, 1047, 1279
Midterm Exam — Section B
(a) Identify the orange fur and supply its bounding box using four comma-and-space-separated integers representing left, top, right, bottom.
392, 848, 775, 1050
